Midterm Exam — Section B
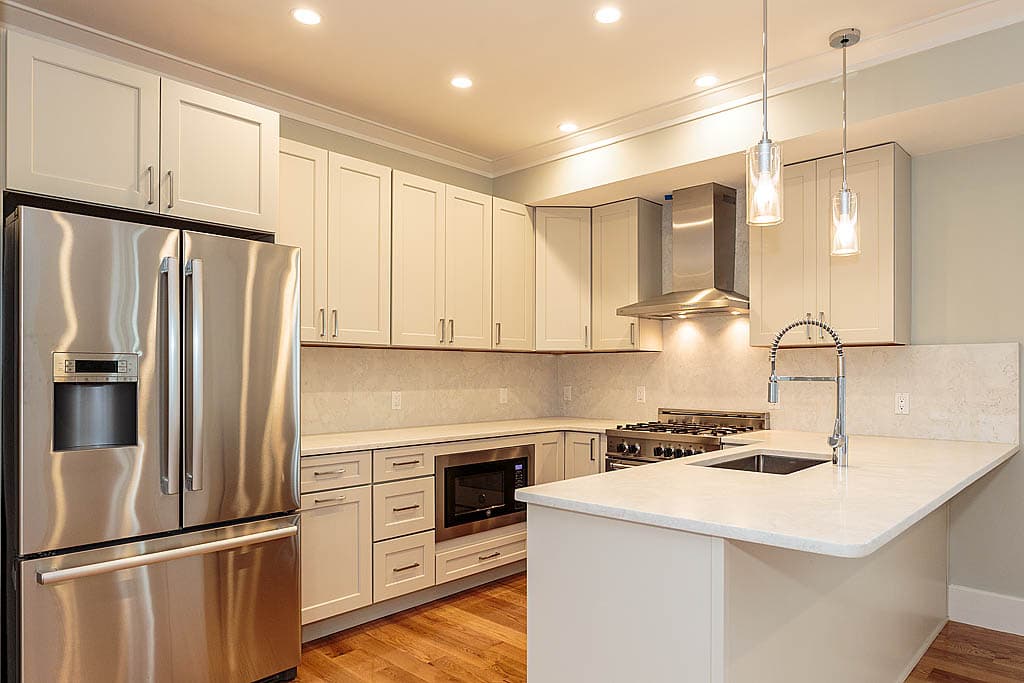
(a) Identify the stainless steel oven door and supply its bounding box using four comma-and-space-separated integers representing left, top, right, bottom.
435, 445, 534, 542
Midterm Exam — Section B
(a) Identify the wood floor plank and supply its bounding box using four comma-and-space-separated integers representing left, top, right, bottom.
298, 572, 1024, 683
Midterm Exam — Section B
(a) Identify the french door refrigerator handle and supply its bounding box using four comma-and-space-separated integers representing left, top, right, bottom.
185, 258, 205, 492
36, 526, 298, 586
161, 256, 181, 495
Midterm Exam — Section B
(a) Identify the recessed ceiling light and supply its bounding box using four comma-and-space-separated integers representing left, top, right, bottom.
694, 74, 720, 88
594, 7, 622, 24
291, 8, 321, 25
559, 122, 579, 133
450, 76, 473, 89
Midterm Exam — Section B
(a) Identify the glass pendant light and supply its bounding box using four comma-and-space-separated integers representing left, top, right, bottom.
746, 0, 783, 226
829, 28, 861, 256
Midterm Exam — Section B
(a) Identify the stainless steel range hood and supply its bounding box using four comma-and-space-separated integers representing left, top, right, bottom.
617, 183, 749, 319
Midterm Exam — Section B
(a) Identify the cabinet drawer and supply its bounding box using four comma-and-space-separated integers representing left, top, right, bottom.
435, 530, 527, 585
373, 445, 436, 482
373, 477, 435, 541
300, 451, 372, 493
373, 530, 435, 602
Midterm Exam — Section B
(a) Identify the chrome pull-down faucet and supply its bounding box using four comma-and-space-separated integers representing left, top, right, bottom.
768, 316, 848, 468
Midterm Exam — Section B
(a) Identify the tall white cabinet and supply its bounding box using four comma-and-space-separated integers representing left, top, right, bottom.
535, 208, 592, 351
492, 199, 535, 351
6, 31, 279, 233
391, 173, 493, 349
278, 143, 391, 345
750, 143, 910, 347
591, 199, 663, 351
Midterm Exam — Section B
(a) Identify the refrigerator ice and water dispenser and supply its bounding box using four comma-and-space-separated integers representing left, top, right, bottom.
52, 352, 139, 451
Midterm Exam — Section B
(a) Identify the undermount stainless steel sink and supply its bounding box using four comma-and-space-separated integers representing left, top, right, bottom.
702, 451, 829, 475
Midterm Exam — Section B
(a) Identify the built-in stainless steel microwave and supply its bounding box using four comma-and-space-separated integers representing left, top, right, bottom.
435, 445, 534, 541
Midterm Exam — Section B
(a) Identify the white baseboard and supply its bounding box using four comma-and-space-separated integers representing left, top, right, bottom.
949, 584, 1024, 636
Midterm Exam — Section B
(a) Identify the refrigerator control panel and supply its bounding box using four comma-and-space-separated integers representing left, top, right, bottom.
53, 352, 139, 383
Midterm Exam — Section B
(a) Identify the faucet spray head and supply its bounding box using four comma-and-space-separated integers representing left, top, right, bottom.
768, 376, 779, 404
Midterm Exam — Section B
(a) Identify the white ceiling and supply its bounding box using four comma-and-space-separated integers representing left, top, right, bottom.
9, 0, 990, 161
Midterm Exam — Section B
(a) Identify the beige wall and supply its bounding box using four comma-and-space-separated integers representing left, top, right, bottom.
912, 135, 1024, 599
281, 118, 493, 194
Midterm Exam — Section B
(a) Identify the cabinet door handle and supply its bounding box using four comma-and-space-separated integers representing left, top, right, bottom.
439, 318, 446, 344
630, 322, 636, 346
496, 322, 501, 346
478, 551, 501, 562
805, 313, 813, 340
313, 495, 346, 505
318, 308, 326, 337
167, 170, 175, 209
392, 504, 421, 512
146, 165, 155, 206
392, 459, 420, 467
449, 319, 455, 344
818, 312, 825, 340
584, 325, 590, 348
312, 468, 346, 477
331, 309, 339, 338
590, 437, 596, 462
393, 563, 420, 573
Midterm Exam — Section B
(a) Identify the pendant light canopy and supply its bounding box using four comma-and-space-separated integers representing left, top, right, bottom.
829, 28, 861, 256
746, 0, 783, 226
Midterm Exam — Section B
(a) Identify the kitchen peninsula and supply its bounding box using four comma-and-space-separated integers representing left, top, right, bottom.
517, 431, 1019, 683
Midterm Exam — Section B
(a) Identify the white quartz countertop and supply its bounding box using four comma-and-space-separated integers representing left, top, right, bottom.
516, 430, 1019, 558
301, 417, 619, 456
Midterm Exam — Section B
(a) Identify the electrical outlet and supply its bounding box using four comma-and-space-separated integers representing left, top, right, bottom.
499, 387, 509, 404
563, 385, 572, 402
391, 391, 402, 410
895, 392, 910, 415
636, 385, 646, 403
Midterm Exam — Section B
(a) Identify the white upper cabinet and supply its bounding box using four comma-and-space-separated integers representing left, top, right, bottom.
6, 31, 161, 211
750, 143, 910, 347
160, 80, 278, 233
591, 199, 663, 351
392, 171, 446, 347
749, 160, 819, 347
278, 139, 329, 342
444, 186, 493, 349
328, 153, 392, 345
535, 208, 592, 351
492, 199, 535, 351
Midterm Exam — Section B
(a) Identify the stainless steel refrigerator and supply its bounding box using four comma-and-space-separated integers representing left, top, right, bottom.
2, 207, 301, 682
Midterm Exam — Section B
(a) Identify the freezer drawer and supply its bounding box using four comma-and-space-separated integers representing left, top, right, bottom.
19, 516, 300, 683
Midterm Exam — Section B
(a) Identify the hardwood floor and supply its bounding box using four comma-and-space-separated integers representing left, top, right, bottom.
298, 574, 1024, 682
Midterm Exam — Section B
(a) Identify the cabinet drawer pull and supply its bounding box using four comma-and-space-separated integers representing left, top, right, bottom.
393, 562, 420, 573
314, 495, 346, 505
392, 504, 421, 512
312, 468, 346, 477
478, 551, 501, 562
392, 460, 420, 467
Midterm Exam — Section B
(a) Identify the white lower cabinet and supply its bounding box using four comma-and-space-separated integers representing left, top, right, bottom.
373, 530, 436, 602
534, 432, 565, 484
564, 432, 602, 479
300, 485, 373, 624
435, 529, 527, 585
372, 476, 435, 541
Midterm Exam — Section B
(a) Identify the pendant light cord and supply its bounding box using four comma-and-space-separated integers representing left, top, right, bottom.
841, 42, 848, 191
761, 0, 769, 143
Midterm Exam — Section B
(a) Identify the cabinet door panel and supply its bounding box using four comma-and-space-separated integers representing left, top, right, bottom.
300, 485, 372, 624
816, 146, 895, 344
329, 153, 392, 345
536, 208, 592, 351
161, 79, 278, 232
278, 139, 328, 342
392, 172, 446, 347
6, 32, 160, 211
749, 160, 818, 347
564, 432, 600, 479
444, 186, 493, 349
534, 432, 565, 484
492, 199, 535, 351
592, 201, 638, 351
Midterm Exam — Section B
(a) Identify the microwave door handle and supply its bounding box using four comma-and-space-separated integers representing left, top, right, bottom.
161, 256, 181, 495
185, 258, 204, 492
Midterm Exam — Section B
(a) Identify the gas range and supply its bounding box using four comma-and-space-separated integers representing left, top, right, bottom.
605, 409, 769, 470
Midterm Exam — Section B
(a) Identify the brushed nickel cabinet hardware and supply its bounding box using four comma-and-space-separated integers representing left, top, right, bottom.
478, 551, 501, 561
393, 562, 420, 573
166, 170, 175, 209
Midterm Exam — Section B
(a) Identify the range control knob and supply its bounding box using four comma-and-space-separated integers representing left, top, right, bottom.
683, 448, 695, 457
616, 442, 628, 453
673, 448, 685, 458
627, 443, 640, 455
653, 446, 665, 457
